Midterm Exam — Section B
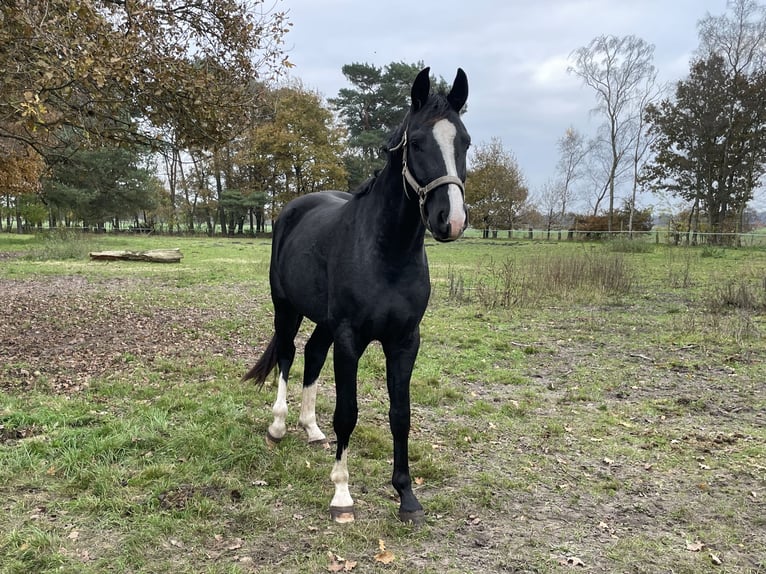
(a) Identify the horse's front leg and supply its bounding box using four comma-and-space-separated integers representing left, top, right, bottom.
329, 327, 362, 523
382, 329, 425, 524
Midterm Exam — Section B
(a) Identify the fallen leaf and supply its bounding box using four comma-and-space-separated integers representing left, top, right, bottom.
375, 550, 395, 565
558, 556, 585, 567
68, 530, 79, 540
710, 552, 723, 565
414, 477, 425, 485
374, 539, 395, 565
327, 551, 356, 572
686, 540, 705, 552
327, 551, 344, 572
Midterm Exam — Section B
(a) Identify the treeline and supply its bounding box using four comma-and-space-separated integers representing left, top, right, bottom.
3, 1, 766, 242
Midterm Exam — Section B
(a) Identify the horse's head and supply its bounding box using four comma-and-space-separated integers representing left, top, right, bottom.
394, 67, 470, 242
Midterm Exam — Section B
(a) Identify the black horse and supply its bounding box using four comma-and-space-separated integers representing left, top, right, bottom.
244, 67, 470, 524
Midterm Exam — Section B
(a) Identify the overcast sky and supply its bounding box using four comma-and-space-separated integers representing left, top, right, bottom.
278, 0, 731, 211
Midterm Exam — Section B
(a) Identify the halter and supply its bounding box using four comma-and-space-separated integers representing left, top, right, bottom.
388, 127, 466, 231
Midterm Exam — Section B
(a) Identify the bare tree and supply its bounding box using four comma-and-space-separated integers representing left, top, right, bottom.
568, 35, 656, 230
582, 136, 611, 216
555, 127, 588, 221
698, 0, 766, 76
627, 73, 664, 235
536, 178, 563, 239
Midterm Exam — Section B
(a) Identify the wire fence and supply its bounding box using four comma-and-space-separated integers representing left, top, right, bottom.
4, 222, 766, 247
466, 227, 766, 247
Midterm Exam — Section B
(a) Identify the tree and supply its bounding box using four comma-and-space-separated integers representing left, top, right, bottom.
554, 127, 588, 223
626, 71, 663, 236
329, 62, 451, 188
0, 1, 290, 161
569, 35, 657, 231
466, 138, 528, 237
0, 137, 45, 232
238, 84, 348, 221
697, 0, 766, 77
695, 0, 766, 236
536, 178, 564, 238
643, 54, 766, 243
44, 145, 158, 230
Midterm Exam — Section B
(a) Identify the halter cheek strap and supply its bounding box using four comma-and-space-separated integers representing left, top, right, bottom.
389, 129, 466, 230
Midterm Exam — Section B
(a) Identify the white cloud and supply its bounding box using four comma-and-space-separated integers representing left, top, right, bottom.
281, 0, 730, 196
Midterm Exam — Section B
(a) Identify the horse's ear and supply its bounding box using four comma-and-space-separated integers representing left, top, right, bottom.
447, 68, 468, 112
411, 67, 431, 112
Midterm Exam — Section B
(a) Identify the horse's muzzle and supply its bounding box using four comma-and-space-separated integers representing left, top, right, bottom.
432, 207, 467, 242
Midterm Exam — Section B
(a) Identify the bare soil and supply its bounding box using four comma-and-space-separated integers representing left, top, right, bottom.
2, 276, 257, 393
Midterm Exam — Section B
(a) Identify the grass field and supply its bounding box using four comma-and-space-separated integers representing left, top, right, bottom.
1, 232, 765, 573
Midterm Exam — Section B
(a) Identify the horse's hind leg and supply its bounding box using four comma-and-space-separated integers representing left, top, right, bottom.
267, 302, 302, 445
299, 324, 332, 447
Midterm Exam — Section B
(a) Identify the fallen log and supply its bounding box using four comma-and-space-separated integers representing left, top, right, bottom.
89, 248, 183, 263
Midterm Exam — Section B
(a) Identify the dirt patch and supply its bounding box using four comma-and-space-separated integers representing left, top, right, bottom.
1, 276, 259, 393
0, 251, 25, 261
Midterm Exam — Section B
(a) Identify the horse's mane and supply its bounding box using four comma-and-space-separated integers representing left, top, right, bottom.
350, 173, 379, 197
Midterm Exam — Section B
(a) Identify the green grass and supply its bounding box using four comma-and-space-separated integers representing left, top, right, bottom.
2, 232, 765, 572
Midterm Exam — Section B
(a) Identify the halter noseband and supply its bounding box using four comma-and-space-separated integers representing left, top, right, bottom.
389, 127, 466, 230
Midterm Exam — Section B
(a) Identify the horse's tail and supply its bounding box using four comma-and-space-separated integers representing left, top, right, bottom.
242, 335, 278, 389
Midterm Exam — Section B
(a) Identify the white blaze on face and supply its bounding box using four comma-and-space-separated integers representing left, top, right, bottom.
432, 118, 466, 238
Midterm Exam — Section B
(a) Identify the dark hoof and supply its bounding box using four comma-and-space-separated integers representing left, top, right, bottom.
398, 508, 426, 525
330, 505, 355, 524
308, 437, 331, 450
265, 431, 283, 447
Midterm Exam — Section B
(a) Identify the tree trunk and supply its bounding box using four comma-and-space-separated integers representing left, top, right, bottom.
214, 155, 227, 236
90, 248, 183, 262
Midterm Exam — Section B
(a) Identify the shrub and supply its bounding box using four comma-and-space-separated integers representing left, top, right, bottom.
706, 279, 766, 313
447, 250, 634, 309
26, 229, 91, 261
